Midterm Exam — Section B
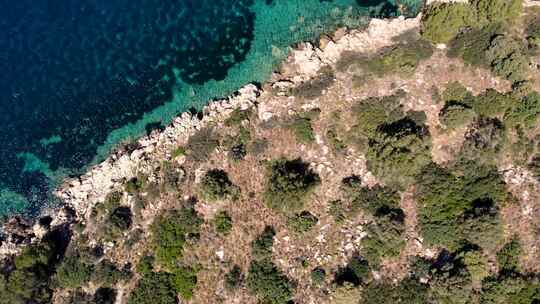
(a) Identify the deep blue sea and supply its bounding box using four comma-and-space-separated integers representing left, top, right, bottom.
0, 0, 421, 217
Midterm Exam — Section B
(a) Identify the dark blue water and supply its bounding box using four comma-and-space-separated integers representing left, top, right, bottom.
0, 0, 421, 216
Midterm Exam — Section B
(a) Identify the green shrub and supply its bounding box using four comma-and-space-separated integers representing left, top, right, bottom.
471, 0, 522, 25
442, 81, 474, 104
341, 179, 400, 216
481, 275, 540, 304
92, 260, 132, 287
429, 258, 474, 304
169, 265, 198, 300
362, 41, 434, 76
351, 94, 404, 138
128, 272, 177, 304
472, 89, 516, 117
486, 35, 529, 83
93, 288, 117, 304
287, 211, 318, 233
504, 92, 540, 129
136, 256, 155, 277
199, 169, 239, 202
289, 116, 315, 144
416, 163, 506, 251
153, 207, 202, 269
225, 265, 243, 290
421, 3, 477, 44
252, 226, 276, 261
360, 278, 429, 304
461, 250, 490, 283
366, 117, 432, 188
263, 158, 320, 213
104, 206, 133, 240
311, 267, 326, 285
527, 17, 540, 50
361, 212, 406, 268
335, 256, 371, 286
186, 127, 219, 162
55, 256, 93, 289
457, 117, 506, 167
246, 259, 294, 304
439, 104, 477, 129
93, 191, 122, 219
497, 237, 522, 273
213, 211, 233, 234
448, 25, 499, 67
128, 266, 197, 303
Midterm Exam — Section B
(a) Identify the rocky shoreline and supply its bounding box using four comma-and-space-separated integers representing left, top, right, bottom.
0, 14, 421, 259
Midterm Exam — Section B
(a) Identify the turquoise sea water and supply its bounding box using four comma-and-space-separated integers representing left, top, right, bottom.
0, 0, 422, 217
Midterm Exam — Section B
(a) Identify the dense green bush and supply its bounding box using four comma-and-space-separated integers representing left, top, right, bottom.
263, 158, 320, 213
287, 211, 318, 233
421, 3, 477, 44
0, 242, 59, 304
199, 169, 239, 202
472, 0, 522, 25
458, 117, 506, 167
225, 265, 243, 290
422, 0, 521, 44
527, 17, 540, 50
481, 275, 540, 304
104, 206, 133, 240
486, 35, 529, 83
335, 256, 371, 286
128, 265, 198, 303
363, 41, 434, 76
416, 162, 506, 251
54, 255, 94, 289
472, 89, 516, 117
361, 212, 406, 268
128, 272, 177, 304
461, 249, 490, 283
251, 226, 276, 261
351, 93, 404, 138
360, 278, 429, 304
497, 237, 522, 273
366, 117, 432, 188
153, 207, 202, 268
504, 91, 540, 129
439, 104, 476, 129
213, 210, 233, 234
448, 25, 499, 67
429, 254, 474, 304
310, 267, 326, 285
92, 260, 132, 287
341, 179, 400, 216
246, 259, 294, 304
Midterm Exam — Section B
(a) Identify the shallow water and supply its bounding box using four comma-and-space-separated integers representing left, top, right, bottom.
0, 0, 422, 216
